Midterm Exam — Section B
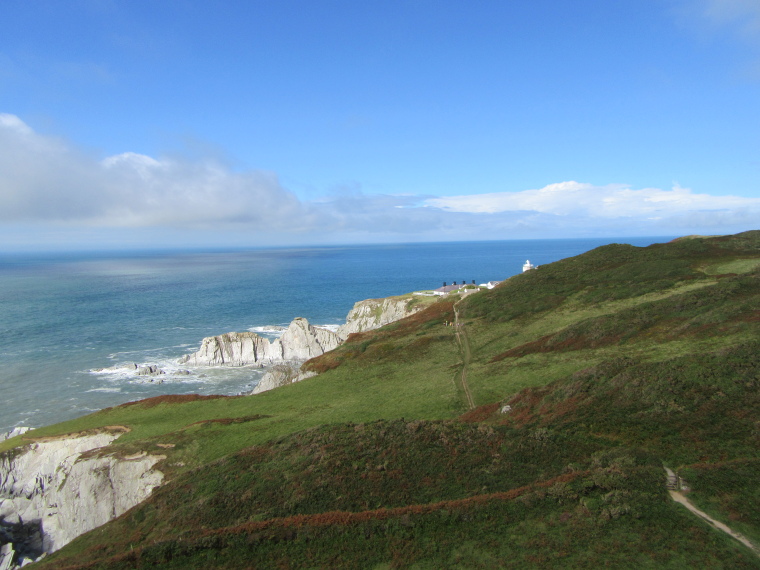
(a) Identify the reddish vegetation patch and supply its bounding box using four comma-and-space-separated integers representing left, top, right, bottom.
458, 402, 501, 423
490, 335, 555, 362
544, 396, 582, 421
58, 471, 589, 569
118, 394, 236, 409
498, 389, 547, 427
302, 351, 344, 374
188, 415, 269, 427
490, 331, 624, 362
208, 471, 584, 533
304, 300, 456, 374
741, 310, 760, 322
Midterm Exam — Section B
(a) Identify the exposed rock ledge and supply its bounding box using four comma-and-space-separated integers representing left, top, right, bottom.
178, 317, 342, 367
250, 364, 318, 395
179, 296, 423, 372
0, 430, 163, 567
337, 295, 423, 339
248, 296, 425, 394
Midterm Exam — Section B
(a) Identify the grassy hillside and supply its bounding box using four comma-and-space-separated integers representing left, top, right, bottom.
7, 231, 759, 568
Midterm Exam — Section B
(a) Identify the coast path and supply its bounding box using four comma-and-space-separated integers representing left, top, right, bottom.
453, 302, 475, 411
664, 467, 760, 557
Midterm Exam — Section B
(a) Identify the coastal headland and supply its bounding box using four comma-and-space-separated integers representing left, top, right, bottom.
2, 231, 760, 568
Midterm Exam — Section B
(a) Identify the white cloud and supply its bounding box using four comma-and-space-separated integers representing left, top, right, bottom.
0, 113, 758, 248
0, 114, 307, 230
425, 181, 760, 219
0, 113, 34, 135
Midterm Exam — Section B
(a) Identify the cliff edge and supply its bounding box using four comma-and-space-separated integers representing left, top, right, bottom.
0, 429, 163, 568
337, 295, 425, 339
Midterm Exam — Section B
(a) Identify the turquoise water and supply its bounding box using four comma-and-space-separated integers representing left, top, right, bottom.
0, 238, 671, 433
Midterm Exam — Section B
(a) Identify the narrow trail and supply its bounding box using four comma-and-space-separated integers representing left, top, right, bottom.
453, 303, 475, 411
664, 467, 760, 558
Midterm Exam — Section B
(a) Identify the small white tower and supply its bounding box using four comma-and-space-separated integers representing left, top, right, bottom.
522, 259, 535, 272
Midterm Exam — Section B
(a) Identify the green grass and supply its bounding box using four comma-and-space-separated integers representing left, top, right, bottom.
680, 459, 760, 547
7, 230, 760, 568
41, 438, 760, 569
703, 258, 760, 275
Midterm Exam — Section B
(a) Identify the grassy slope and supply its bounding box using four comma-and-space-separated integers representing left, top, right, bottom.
11, 230, 760, 568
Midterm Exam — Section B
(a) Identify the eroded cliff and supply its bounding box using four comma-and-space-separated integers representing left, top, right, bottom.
178, 317, 342, 367
337, 296, 424, 339
0, 429, 163, 567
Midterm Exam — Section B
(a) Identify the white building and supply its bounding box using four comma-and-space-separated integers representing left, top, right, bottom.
522, 260, 536, 272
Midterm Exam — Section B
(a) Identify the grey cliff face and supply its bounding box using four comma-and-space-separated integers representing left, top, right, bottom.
250, 363, 317, 395
178, 296, 423, 394
178, 318, 342, 368
337, 297, 423, 339
0, 431, 163, 565
278, 318, 342, 361
177, 331, 273, 367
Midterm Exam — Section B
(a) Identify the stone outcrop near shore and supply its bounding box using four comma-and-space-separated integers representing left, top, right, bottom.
178, 317, 342, 367
245, 296, 424, 394
0, 430, 163, 567
337, 296, 423, 339
250, 363, 318, 395
179, 296, 422, 371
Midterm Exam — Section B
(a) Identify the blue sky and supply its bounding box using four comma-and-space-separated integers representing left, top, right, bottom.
1, 0, 759, 250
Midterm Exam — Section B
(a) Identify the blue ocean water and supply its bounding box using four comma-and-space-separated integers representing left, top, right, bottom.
0, 237, 672, 433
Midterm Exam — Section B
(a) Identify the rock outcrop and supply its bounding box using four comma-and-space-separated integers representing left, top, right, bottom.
178, 318, 342, 367
0, 429, 32, 443
337, 296, 424, 339
250, 364, 318, 395
0, 430, 163, 566
179, 295, 426, 395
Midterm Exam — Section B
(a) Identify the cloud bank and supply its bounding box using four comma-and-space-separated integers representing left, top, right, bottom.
0, 113, 758, 248
424, 181, 760, 219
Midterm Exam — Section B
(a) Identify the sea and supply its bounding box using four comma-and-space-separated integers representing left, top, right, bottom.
0, 237, 672, 434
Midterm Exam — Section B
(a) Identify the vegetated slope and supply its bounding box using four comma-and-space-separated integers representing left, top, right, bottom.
26, 231, 760, 568
39, 422, 757, 569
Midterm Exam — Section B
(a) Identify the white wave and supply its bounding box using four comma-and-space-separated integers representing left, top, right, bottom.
89, 357, 267, 390
106, 345, 186, 359
85, 387, 122, 393
248, 325, 288, 337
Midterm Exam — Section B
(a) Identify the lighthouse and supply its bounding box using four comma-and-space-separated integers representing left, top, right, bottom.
522, 260, 536, 272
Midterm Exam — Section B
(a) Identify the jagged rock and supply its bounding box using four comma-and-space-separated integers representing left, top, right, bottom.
251, 364, 299, 394
337, 296, 423, 339
178, 331, 273, 367
0, 542, 15, 570
178, 318, 342, 367
278, 318, 342, 361
0, 428, 32, 443
0, 431, 163, 555
250, 364, 318, 395
175, 293, 426, 396
136, 365, 164, 376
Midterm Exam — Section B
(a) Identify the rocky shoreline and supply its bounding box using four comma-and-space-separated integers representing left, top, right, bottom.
93, 294, 426, 392
0, 293, 427, 569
